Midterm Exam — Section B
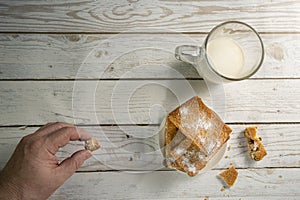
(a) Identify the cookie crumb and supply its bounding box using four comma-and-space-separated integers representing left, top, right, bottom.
223, 193, 229, 197
227, 145, 232, 151
220, 186, 225, 191
225, 155, 229, 159
19, 126, 27, 130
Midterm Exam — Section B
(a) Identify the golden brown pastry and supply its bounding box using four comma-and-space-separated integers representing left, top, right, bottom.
244, 126, 267, 161
165, 96, 232, 176
219, 166, 238, 187
84, 138, 100, 151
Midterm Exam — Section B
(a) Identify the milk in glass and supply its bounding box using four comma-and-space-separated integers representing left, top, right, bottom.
207, 37, 244, 78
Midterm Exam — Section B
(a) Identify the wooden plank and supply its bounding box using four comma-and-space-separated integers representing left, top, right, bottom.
50, 169, 300, 199
1, 125, 299, 171
0, 34, 299, 79
0, 80, 299, 126
0, 0, 299, 33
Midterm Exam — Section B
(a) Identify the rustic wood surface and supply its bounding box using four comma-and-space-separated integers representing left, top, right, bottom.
1, 125, 299, 171
0, 0, 299, 33
0, 34, 298, 79
0, 0, 299, 199
0, 80, 299, 125
50, 169, 300, 199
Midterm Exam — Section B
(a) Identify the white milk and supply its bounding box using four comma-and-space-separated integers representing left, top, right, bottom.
207, 37, 244, 78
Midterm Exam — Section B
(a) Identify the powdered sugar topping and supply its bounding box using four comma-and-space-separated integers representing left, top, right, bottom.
176, 148, 185, 155
188, 166, 196, 174
180, 107, 189, 115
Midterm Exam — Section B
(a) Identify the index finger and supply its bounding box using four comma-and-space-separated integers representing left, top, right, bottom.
35, 122, 74, 137
45, 127, 92, 154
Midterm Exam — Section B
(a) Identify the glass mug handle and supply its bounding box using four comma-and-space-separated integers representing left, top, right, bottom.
175, 45, 204, 65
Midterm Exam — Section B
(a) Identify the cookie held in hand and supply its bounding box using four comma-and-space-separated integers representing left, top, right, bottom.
84, 138, 100, 151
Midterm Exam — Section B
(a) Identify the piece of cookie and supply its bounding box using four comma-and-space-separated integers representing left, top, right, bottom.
219, 166, 238, 187
244, 126, 267, 161
84, 138, 100, 151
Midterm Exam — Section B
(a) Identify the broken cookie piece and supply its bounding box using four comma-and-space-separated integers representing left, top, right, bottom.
244, 126, 267, 161
84, 138, 100, 151
219, 166, 238, 187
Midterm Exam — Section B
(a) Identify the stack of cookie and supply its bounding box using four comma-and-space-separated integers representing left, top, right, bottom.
165, 96, 232, 176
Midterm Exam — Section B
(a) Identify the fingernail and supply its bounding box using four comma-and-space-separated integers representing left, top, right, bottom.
76, 127, 92, 140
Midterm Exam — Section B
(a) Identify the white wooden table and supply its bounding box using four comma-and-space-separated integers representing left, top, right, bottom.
0, 1, 299, 199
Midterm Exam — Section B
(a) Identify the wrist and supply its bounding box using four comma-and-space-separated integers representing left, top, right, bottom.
0, 172, 22, 200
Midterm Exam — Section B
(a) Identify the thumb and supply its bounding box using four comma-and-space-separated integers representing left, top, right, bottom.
58, 150, 92, 179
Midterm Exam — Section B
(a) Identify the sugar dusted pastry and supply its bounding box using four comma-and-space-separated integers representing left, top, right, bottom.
244, 126, 267, 161
219, 166, 238, 187
169, 139, 207, 176
165, 96, 232, 176
84, 138, 100, 151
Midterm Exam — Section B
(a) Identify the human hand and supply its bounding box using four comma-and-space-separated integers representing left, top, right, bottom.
0, 122, 92, 200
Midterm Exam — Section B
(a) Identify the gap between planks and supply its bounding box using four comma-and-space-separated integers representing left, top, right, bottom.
74, 166, 300, 173
1, 78, 300, 81
0, 32, 300, 35
1, 122, 300, 128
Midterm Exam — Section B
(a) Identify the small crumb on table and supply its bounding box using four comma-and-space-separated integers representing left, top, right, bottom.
227, 145, 232, 151
223, 193, 230, 197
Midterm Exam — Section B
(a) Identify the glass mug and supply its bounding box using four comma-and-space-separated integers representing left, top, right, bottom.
175, 21, 264, 83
